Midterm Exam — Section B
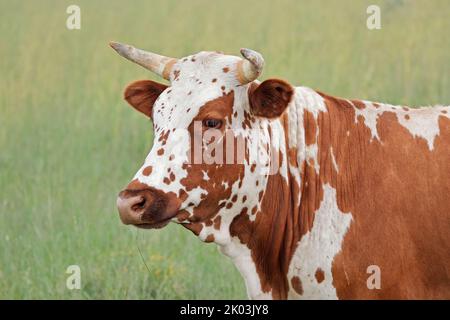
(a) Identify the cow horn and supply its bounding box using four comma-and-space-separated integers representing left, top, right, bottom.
236, 48, 265, 84
109, 41, 177, 80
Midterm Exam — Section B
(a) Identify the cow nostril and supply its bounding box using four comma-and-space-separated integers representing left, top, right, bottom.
131, 197, 146, 211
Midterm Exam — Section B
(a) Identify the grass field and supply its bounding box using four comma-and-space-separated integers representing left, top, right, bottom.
0, 0, 449, 299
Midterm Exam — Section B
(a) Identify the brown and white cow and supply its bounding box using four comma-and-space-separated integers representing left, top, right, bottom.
111, 42, 450, 300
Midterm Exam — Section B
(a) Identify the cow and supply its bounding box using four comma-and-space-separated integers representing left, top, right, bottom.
111, 41, 450, 300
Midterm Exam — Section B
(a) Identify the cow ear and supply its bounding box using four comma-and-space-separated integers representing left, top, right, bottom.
123, 80, 168, 118
248, 79, 294, 118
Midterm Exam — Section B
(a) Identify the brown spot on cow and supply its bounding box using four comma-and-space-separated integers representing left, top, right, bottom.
352, 100, 366, 109
222, 67, 229, 73
158, 130, 170, 143
177, 189, 188, 202
184, 222, 203, 236
315, 268, 325, 284
205, 234, 215, 242
173, 69, 180, 81
142, 166, 153, 176
176, 210, 190, 222
157, 148, 164, 156
213, 215, 221, 230
304, 110, 317, 145
291, 276, 303, 295
287, 147, 298, 167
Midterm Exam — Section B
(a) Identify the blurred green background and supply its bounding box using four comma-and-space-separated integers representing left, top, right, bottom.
0, 0, 448, 299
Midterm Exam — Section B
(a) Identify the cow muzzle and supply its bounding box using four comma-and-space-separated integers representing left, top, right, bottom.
116, 185, 181, 229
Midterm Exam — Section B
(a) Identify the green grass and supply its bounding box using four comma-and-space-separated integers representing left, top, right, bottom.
0, 0, 448, 299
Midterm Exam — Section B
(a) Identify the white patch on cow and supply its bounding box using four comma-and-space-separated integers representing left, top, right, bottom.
305, 144, 319, 174
269, 120, 289, 180
396, 106, 447, 151
197, 226, 209, 242
296, 87, 327, 118
221, 181, 229, 190
330, 147, 339, 173
286, 98, 302, 197
135, 128, 194, 195
181, 186, 207, 211
351, 100, 386, 141
349, 101, 449, 150
287, 184, 352, 299
247, 210, 257, 222
219, 239, 272, 300
286, 96, 300, 149
292, 87, 327, 175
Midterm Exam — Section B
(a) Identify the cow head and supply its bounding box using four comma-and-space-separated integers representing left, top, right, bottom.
112, 42, 294, 244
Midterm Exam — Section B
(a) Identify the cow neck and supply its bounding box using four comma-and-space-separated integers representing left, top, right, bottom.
229, 109, 307, 299
242, 91, 339, 299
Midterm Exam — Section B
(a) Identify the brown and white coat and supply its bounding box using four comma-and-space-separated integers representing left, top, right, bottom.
112, 43, 450, 299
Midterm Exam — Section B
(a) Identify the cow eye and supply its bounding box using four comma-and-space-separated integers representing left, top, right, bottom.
203, 119, 223, 129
